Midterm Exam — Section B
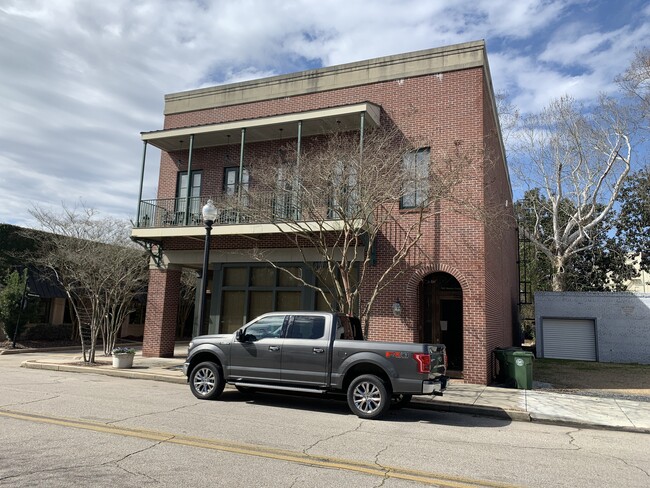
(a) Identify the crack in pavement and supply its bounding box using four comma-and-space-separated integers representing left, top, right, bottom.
301, 419, 364, 455
610, 456, 650, 478
0, 395, 61, 409
372, 444, 390, 488
565, 428, 582, 450
105, 402, 201, 426
0, 439, 168, 484
104, 436, 174, 483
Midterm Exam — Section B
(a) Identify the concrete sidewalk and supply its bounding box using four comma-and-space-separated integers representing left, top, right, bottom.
6, 345, 650, 434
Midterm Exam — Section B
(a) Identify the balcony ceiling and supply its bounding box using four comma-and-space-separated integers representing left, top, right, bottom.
141, 102, 381, 152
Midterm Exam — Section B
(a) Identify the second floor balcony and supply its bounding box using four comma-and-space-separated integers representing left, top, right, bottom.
131, 191, 362, 240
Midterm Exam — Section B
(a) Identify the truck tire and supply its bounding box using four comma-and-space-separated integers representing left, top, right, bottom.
347, 374, 391, 419
189, 361, 225, 400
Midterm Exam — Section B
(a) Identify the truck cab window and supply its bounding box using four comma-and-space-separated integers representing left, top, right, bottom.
243, 316, 285, 341
287, 316, 325, 339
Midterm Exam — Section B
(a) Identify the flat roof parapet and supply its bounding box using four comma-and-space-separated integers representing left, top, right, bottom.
164, 40, 486, 115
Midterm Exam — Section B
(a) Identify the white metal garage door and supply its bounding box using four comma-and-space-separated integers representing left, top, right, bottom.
542, 318, 596, 361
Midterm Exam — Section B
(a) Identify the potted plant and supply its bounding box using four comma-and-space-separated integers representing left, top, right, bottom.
112, 347, 136, 369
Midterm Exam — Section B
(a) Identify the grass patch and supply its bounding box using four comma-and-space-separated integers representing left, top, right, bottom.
534, 358, 650, 390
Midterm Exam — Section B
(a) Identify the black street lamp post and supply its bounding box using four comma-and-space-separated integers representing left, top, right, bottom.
198, 199, 219, 336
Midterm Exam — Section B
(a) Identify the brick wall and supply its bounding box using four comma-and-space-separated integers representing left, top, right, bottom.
146, 65, 517, 384
142, 267, 181, 357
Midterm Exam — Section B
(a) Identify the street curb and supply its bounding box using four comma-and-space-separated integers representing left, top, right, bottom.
410, 398, 532, 422
21, 360, 186, 384
528, 413, 650, 435
1, 346, 84, 355
1, 341, 151, 356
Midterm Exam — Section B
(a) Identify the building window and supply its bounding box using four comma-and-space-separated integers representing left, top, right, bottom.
400, 148, 430, 208
34, 299, 51, 323
224, 167, 249, 196
219, 265, 303, 334
328, 160, 358, 219
273, 165, 299, 220
223, 167, 250, 223
175, 171, 202, 224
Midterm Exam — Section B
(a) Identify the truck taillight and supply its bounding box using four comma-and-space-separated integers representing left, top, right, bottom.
413, 353, 431, 373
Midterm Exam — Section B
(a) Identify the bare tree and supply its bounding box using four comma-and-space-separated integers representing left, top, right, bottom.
28, 203, 148, 363
242, 125, 487, 333
512, 96, 632, 291
177, 269, 197, 338
617, 48, 650, 126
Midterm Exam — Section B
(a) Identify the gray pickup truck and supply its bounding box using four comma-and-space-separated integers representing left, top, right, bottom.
183, 311, 448, 419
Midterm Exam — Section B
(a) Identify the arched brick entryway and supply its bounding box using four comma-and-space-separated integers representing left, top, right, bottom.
421, 272, 463, 371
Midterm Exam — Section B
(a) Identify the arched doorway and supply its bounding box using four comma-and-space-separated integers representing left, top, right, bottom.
421, 273, 463, 372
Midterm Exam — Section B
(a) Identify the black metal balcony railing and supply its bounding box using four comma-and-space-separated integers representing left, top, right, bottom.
135, 192, 304, 229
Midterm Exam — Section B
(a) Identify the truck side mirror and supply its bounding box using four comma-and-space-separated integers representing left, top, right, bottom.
235, 329, 244, 342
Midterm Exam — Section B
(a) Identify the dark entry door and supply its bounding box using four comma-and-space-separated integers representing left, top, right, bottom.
440, 299, 463, 370
422, 273, 463, 372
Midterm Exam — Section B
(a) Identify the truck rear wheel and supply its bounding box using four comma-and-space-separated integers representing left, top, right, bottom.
189, 361, 225, 400
347, 374, 391, 419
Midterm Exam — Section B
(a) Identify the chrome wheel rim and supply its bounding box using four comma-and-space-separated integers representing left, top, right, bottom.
352, 381, 382, 414
193, 367, 216, 395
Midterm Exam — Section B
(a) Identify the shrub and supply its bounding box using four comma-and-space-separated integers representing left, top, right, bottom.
22, 322, 74, 341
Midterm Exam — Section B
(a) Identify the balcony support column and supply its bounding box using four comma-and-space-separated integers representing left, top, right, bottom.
296, 120, 302, 167
136, 141, 148, 226
237, 128, 246, 223
183, 134, 195, 225
359, 112, 365, 161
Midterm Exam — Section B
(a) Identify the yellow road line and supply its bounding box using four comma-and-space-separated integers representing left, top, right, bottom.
0, 409, 520, 488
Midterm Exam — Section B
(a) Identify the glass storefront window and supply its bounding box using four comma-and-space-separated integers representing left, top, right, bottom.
249, 291, 274, 319
276, 291, 301, 311
251, 267, 275, 287
278, 267, 302, 287
221, 290, 245, 334
224, 267, 247, 287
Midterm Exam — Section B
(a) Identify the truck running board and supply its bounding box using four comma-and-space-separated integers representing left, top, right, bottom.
231, 382, 326, 394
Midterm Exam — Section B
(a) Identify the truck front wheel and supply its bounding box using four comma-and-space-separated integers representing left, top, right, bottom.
189, 361, 225, 400
347, 374, 391, 419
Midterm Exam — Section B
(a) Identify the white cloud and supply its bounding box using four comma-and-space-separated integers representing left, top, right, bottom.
0, 0, 647, 226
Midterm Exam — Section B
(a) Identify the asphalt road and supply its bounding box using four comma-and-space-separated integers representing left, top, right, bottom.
1, 358, 650, 487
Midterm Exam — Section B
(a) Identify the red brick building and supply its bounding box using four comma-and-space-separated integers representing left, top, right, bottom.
132, 40, 518, 384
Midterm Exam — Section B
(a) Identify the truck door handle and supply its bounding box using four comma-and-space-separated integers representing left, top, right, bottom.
312, 348, 324, 353
269, 346, 280, 351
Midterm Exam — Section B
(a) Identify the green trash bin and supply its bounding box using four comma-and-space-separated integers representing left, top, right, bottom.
494, 348, 533, 389
510, 351, 534, 390
494, 347, 519, 385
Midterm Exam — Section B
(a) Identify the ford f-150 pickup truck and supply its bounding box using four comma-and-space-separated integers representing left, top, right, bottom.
183, 311, 448, 419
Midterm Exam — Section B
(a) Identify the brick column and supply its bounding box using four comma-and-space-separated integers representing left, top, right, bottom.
143, 267, 181, 358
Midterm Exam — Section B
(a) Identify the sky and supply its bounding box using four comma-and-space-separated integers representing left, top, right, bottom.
1, 0, 648, 228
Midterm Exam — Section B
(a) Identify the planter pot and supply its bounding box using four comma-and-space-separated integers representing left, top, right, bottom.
112, 353, 135, 369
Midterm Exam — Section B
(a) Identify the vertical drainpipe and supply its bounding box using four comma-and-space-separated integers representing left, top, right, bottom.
237, 128, 246, 223
184, 134, 195, 226
136, 141, 147, 227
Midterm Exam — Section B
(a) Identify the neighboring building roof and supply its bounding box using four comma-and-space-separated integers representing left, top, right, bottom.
25, 267, 67, 299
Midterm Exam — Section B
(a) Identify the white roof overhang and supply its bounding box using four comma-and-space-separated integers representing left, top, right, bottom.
142, 102, 381, 152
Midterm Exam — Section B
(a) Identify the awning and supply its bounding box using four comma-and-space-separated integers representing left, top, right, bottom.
141, 102, 381, 152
